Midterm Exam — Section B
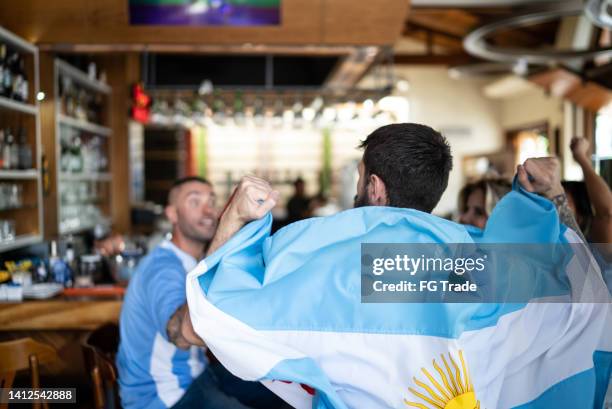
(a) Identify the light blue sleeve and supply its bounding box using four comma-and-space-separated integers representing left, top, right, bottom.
145, 260, 187, 340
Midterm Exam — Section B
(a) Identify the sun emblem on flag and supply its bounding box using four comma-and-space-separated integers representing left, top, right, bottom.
404, 350, 480, 409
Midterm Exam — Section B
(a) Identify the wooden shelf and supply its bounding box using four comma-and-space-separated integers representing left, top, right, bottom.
0, 26, 42, 253
59, 172, 111, 182
56, 59, 111, 95
0, 25, 37, 54
0, 169, 39, 180
0, 234, 42, 252
53, 58, 114, 237
59, 217, 110, 235
0, 96, 38, 115
58, 114, 111, 136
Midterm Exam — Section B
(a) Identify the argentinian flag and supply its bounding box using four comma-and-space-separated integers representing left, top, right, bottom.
186, 182, 612, 409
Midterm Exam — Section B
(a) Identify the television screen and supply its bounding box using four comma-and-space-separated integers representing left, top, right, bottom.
129, 0, 280, 26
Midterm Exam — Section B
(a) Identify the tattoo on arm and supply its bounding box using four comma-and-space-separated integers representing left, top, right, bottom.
167, 304, 191, 350
551, 194, 587, 243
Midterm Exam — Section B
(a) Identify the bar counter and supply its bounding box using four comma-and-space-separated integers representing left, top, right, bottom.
0, 287, 124, 331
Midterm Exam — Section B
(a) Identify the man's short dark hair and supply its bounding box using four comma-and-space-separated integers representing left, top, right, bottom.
167, 176, 211, 205
359, 123, 453, 213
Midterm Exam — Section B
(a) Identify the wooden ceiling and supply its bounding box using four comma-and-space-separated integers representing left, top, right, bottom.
0, 0, 409, 48
397, 5, 560, 65
529, 68, 612, 112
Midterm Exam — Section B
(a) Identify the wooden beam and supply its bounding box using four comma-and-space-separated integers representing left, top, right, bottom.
407, 9, 480, 37
39, 52, 59, 239
325, 47, 381, 91
529, 68, 612, 112
98, 54, 138, 234
402, 28, 464, 53
393, 53, 474, 65
0, 0, 409, 46
405, 21, 465, 41
405, 7, 553, 52
37, 43, 357, 56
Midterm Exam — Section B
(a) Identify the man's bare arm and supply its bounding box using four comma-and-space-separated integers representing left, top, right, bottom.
571, 137, 612, 243
550, 193, 587, 243
517, 158, 586, 242
180, 176, 279, 346
167, 304, 192, 349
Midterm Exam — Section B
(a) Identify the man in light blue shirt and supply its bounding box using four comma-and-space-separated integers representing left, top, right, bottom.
117, 176, 287, 409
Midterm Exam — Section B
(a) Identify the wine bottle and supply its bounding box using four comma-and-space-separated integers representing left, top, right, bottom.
18, 56, 28, 102
2, 49, 13, 98
9, 52, 22, 101
0, 129, 5, 169
4, 128, 15, 169
17, 127, 32, 170
0, 44, 6, 98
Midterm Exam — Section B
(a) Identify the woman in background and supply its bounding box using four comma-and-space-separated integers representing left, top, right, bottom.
458, 177, 512, 229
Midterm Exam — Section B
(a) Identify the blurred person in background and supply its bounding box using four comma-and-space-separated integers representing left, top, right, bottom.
457, 159, 588, 245
286, 177, 311, 223
563, 137, 612, 244
458, 177, 512, 229
308, 192, 342, 217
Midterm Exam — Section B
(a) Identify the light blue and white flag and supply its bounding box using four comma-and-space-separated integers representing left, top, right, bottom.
186, 182, 612, 409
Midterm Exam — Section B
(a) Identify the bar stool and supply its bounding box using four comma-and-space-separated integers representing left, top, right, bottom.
0, 338, 59, 409
81, 323, 120, 409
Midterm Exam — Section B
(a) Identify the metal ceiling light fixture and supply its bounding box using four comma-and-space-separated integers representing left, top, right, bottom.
585, 0, 612, 28
463, 1, 612, 64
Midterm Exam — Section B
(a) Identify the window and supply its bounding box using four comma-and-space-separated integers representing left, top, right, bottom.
594, 105, 612, 187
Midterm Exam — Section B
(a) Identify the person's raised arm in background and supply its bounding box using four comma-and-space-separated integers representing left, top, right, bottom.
570, 137, 612, 243
517, 156, 587, 243
181, 176, 280, 346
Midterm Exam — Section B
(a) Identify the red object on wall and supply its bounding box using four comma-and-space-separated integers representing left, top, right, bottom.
131, 83, 151, 123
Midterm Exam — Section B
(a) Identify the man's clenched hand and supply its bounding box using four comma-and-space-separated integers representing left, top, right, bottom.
517, 157, 564, 200
222, 175, 280, 226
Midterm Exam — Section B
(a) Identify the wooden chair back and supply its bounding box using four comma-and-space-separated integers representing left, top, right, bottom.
0, 338, 58, 409
82, 323, 120, 409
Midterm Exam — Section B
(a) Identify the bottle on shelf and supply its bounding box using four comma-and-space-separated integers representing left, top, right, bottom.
6, 128, 18, 169
49, 240, 71, 287
0, 43, 6, 98
11, 54, 25, 102
17, 127, 32, 170
0, 129, 5, 169
6, 50, 19, 101
3, 128, 15, 169
2, 48, 13, 99
71, 135, 83, 173
17, 56, 28, 102
64, 236, 77, 287
75, 89, 87, 121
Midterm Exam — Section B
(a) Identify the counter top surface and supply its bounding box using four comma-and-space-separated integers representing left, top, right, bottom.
0, 292, 124, 331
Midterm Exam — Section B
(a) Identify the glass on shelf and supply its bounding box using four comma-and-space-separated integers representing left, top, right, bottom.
59, 125, 108, 174
59, 197, 104, 233
59, 72, 104, 125
0, 183, 23, 210
0, 219, 16, 243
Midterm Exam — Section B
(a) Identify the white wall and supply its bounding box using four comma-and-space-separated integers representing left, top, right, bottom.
391, 66, 504, 216
497, 83, 564, 131
205, 121, 323, 204
495, 81, 581, 179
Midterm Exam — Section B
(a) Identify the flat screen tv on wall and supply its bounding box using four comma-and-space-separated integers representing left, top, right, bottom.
129, 0, 280, 26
